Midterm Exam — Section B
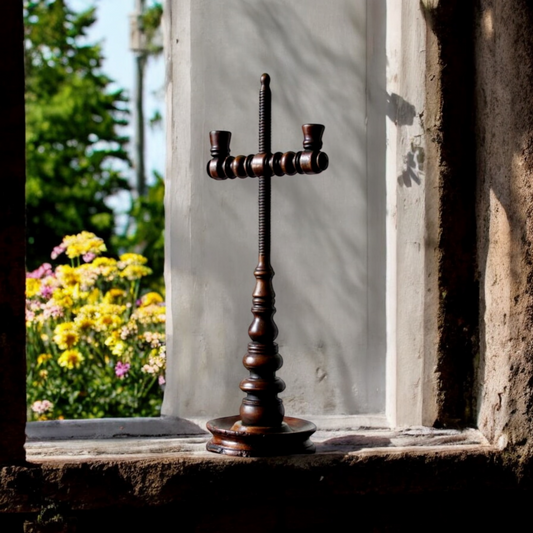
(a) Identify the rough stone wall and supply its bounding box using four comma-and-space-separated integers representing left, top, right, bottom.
423, 0, 479, 427
475, 0, 533, 467
0, 448, 523, 532
423, 0, 533, 469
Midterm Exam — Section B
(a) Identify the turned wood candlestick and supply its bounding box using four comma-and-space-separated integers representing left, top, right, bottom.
205, 74, 329, 457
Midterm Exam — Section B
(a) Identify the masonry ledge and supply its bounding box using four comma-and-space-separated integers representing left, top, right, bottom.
0, 425, 512, 516
24, 425, 487, 458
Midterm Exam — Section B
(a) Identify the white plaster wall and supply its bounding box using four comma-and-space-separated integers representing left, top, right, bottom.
163, 0, 387, 419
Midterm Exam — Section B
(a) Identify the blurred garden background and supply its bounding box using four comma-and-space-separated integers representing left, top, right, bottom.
24, 0, 167, 420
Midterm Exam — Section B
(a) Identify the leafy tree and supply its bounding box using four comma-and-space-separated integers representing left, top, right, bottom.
24, 0, 130, 269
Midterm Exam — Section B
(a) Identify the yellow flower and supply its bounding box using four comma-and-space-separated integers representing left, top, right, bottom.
74, 314, 95, 332
119, 253, 148, 265
56, 265, 81, 288
58, 349, 84, 369
50, 288, 74, 309
118, 254, 152, 280
26, 278, 41, 298
92, 257, 118, 280
139, 292, 164, 307
95, 313, 122, 331
89, 303, 125, 332
131, 304, 166, 325
87, 288, 101, 304
62, 231, 106, 259
37, 353, 52, 366
105, 335, 127, 357
104, 288, 126, 303
76, 304, 99, 319
53, 322, 79, 350
120, 265, 152, 280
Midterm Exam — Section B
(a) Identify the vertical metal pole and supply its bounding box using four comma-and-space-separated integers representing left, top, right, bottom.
134, 0, 146, 197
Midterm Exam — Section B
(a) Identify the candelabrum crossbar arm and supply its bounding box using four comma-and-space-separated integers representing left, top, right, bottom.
207, 124, 329, 180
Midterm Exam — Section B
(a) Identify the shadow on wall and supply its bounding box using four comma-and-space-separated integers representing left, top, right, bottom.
387, 92, 417, 126
386, 92, 423, 187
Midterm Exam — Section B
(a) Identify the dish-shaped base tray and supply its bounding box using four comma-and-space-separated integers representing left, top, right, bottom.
206, 415, 316, 457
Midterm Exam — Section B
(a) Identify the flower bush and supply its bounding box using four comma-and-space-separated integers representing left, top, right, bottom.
26, 232, 166, 420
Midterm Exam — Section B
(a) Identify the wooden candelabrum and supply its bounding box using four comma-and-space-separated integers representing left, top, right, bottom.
205, 74, 329, 457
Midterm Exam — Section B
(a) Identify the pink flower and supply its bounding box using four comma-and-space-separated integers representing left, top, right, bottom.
43, 304, 63, 320
82, 252, 96, 263
51, 244, 66, 260
27, 263, 53, 279
40, 285, 53, 299
31, 400, 53, 414
158, 375, 166, 386
115, 361, 130, 379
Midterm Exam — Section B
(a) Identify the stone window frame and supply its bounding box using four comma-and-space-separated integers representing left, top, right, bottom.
25, 0, 433, 440
158, 0, 446, 429
0, 0, 516, 465
3, 8, 533, 531
5, 5, 533, 527
6, 0, 476, 450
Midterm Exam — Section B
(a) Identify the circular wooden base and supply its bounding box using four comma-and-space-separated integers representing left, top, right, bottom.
206, 415, 316, 457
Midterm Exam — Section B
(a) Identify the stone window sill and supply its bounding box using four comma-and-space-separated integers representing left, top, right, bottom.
25, 422, 487, 460
1, 422, 505, 529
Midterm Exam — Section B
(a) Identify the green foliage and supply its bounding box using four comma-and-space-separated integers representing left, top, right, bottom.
116, 172, 165, 294
141, 2, 163, 56
24, 0, 130, 270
